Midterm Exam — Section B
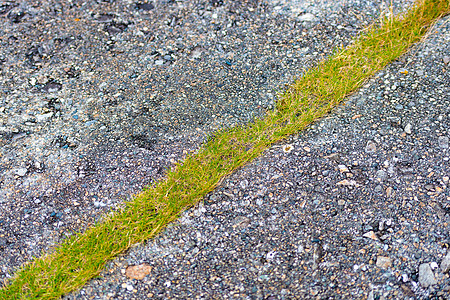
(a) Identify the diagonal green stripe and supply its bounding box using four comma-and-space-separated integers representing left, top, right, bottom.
1, 0, 449, 298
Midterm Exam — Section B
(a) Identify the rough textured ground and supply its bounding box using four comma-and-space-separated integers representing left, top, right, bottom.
0, 0, 410, 279
67, 12, 450, 300
3, 0, 448, 299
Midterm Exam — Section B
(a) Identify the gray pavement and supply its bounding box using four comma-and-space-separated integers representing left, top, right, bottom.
66, 11, 450, 300
1, 0, 449, 299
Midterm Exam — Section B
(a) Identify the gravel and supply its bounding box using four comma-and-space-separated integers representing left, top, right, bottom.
2, 0, 448, 299
63, 7, 450, 300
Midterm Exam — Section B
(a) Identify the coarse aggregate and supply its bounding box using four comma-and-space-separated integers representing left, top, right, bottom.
0, 0, 414, 281
67, 6, 450, 300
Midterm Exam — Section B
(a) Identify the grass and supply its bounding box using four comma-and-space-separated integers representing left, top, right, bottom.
2, 0, 449, 298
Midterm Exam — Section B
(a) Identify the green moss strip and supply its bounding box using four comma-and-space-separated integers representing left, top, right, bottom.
2, 0, 449, 298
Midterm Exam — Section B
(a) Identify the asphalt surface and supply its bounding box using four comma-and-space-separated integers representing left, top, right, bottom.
1, 0, 449, 299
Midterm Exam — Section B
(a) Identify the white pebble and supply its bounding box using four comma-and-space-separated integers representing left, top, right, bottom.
404, 123, 412, 134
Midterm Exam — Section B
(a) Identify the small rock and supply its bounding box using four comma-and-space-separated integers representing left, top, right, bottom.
404, 123, 412, 134
375, 170, 386, 181
266, 251, 277, 261
155, 60, 164, 65
163, 54, 173, 61
34, 161, 42, 169
41, 81, 62, 93
232, 216, 250, 229
336, 179, 358, 186
125, 284, 133, 291
444, 56, 450, 64
136, 2, 154, 11
430, 262, 438, 270
125, 263, 152, 280
438, 136, 449, 149
374, 185, 383, 193
338, 165, 349, 173
365, 141, 377, 153
386, 187, 393, 197
282, 144, 294, 153
376, 256, 392, 269
190, 48, 202, 59
424, 184, 435, 192
324, 152, 339, 161
14, 168, 27, 177
298, 13, 316, 21
240, 179, 248, 189
363, 231, 378, 241
441, 251, 450, 273
418, 263, 437, 287
401, 274, 409, 282
312, 243, 323, 270
36, 112, 54, 122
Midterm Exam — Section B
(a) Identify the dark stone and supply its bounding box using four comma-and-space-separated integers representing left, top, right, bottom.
130, 134, 157, 150
95, 13, 115, 22
41, 81, 62, 93
8, 10, 25, 23
135, 2, 154, 11
104, 21, 129, 35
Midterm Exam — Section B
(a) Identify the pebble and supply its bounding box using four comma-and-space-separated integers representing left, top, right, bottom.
363, 231, 378, 241
418, 263, 437, 287
125, 284, 133, 292
125, 263, 152, 280
336, 179, 358, 186
14, 168, 27, 177
240, 179, 248, 189
438, 136, 449, 149
338, 165, 349, 173
441, 251, 450, 273
365, 140, 377, 153
298, 13, 316, 22
232, 216, 250, 229
282, 144, 294, 153
375, 170, 386, 181
136, 2, 154, 11
376, 256, 392, 269
404, 123, 412, 134
36, 112, 54, 122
